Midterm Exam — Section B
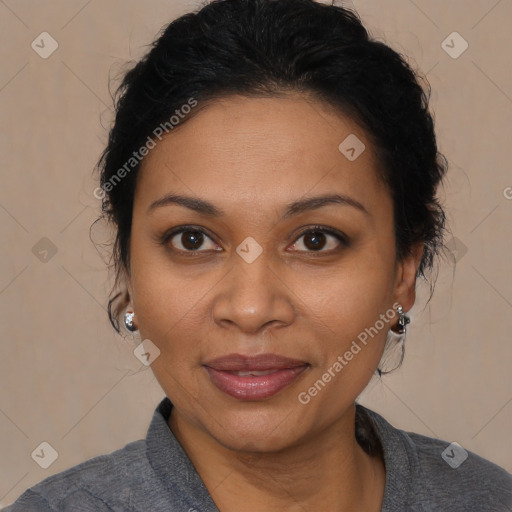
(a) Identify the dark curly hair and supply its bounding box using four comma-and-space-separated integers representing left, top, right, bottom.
95, 0, 447, 334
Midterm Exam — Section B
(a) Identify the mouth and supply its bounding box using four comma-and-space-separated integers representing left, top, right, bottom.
203, 353, 309, 400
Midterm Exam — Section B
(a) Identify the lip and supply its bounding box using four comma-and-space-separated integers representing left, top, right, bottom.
204, 353, 309, 400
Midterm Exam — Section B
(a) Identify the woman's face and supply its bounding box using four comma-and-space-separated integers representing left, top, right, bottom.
127, 93, 420, 451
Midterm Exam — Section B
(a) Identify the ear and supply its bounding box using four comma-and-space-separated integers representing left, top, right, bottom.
122, 265, 134, 305
393, 242, 424, 312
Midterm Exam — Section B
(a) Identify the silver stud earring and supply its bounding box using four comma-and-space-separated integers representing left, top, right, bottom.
394, 305, 410, 335
124, 310, 137, 332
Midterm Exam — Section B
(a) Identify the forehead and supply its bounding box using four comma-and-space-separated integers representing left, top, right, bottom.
135, 93, 387, 215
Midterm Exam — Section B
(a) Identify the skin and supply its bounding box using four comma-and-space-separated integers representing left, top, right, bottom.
126, 93, 423, 511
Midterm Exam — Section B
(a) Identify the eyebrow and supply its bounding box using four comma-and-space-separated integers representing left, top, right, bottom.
147, 192, 369, 218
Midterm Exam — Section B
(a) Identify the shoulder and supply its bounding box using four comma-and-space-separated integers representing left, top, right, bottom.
359, 405, 512, 511
409, 430, 511, 508
2, 440, 149, 511
3, 398, 217, 512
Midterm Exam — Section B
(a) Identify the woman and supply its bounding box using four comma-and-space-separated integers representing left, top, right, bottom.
5, 0, 511, 510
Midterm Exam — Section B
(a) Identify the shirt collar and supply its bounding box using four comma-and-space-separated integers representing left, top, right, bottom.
146, 397, 220, 512
357, 404, 417, 510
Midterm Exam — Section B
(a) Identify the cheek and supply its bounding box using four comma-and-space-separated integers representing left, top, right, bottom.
306, 243, 396, 325
294, 265, 395, 424
129, 257, 212, 406
129, 240, 225, 369
299, 245, 396, 376
131, 265, 208, 348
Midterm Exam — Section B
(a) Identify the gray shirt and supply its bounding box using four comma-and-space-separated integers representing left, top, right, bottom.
4, 398, 511, 511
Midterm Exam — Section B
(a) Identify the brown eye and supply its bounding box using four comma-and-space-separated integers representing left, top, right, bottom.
169, 230, 218, 252
290, 228, 346, 253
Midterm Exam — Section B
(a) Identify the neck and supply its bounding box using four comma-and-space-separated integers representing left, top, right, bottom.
168, 403, 386, 512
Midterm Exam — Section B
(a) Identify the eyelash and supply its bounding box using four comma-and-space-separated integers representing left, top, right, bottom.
159, 225, 349, 257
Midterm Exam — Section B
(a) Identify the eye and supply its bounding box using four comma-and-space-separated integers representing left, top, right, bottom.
289, 227, 347, 253
161, 225, 348, 255
167, 228, 220, 253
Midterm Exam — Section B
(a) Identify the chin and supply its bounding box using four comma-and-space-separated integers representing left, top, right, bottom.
199, 401, 310, 453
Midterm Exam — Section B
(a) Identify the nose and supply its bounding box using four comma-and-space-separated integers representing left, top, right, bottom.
211, 249, 296, 335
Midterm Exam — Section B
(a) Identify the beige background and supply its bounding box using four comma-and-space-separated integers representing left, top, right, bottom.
1, 0, 511, 506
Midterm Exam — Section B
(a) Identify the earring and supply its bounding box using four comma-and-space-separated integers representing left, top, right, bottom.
393, 305, 410, 335
124, 309, 137, 332
378, 304, 410, 376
